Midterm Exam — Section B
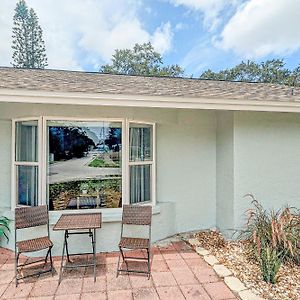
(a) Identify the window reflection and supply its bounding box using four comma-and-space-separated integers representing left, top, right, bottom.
47, 121, 122, 210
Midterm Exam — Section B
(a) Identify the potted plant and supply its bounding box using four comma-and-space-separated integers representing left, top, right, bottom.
80, 182, 89, 195
0, 216, 10, 242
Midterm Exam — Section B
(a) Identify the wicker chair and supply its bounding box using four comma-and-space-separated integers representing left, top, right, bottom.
15, 205, 53, 286
117, 205, 152, 278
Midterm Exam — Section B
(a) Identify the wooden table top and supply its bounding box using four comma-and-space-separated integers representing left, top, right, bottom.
53, 213, 102, 231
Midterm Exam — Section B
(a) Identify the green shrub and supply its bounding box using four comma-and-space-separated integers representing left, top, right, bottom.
242, 194, 300, 264
256, 239, 283, 284
80, 182, 89, 192
0, 216, 10, 242
49, 177, 122, 210
241, 194, 300, 283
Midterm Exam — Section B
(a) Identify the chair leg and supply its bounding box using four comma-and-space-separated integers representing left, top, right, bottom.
45, 248, 50, 263
120, 247, 129, 272
117, 246, 129, 277
116, 251, 121, 278
147, 248, 151, 279
15, 252, 20, 287
49, 247, 54, 275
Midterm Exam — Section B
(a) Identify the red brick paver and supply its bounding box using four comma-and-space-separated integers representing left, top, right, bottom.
180, 284, 211, 300
133, 288, 159, 300
2, 282, 34, 299
156, 286, 185, 300
108, 289, 133, 300
0, 241, 240, 299
152, 271, 177, 287
204, 281, 236, 300
81, 291, 107, 300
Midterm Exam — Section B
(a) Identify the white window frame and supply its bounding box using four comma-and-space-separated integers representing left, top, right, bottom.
42, 117, 126, 207
127, 120, 156, 206
12, 117, 156, 209
11, 117, 43, 207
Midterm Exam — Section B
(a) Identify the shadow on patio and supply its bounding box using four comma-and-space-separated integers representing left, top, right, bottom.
0, 241, 239, 300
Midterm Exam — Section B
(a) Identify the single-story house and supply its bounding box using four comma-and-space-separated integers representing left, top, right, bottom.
1, 67, 300, 255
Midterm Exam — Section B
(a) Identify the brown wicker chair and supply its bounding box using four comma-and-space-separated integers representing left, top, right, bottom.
117, 205, 152, 278
15, 205, 53, 286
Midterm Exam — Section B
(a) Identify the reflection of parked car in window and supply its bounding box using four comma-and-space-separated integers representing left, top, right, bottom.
112, 144, 122, 152
97, 144, 109, 153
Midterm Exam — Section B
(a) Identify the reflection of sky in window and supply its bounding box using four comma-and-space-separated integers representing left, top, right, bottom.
47, 121, 122, 146
88, 127, 108, 144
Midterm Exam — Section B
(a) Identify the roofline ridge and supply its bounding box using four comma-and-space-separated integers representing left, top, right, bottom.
0, 66, 297, 88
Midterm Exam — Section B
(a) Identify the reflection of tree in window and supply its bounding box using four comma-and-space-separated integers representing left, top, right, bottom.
105, 128, 122, 150
49, 127, 95, 161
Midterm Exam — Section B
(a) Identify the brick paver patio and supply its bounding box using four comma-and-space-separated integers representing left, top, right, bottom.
0, 241, 239, 299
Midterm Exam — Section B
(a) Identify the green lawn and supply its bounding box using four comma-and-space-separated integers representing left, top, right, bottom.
88, 158, 119, 168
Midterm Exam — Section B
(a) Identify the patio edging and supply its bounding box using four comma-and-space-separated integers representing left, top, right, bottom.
186, 237, 265, 300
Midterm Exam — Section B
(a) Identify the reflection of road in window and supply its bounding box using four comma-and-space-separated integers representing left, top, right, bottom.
47, 121, 122, 211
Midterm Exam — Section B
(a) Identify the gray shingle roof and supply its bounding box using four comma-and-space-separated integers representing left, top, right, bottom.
0, 67, 299, 102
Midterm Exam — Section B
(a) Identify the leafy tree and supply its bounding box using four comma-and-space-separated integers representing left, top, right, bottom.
12, 0, 47, 68
288, 65, 300, 87
101, 42, 184, 77
200, 59, 300, 86
259, 59, 290, 84
105, 128, 121, 150
49, 127, 95, 160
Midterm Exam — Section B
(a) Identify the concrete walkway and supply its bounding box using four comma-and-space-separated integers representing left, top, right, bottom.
0, 241, 239, 300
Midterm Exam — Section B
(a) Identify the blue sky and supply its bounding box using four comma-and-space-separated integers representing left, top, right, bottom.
1, 0, 300, 77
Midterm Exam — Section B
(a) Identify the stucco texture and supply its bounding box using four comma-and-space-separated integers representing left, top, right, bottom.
216, 111, 300, 235
1, 102, 300, 253
234, 111, 300, 228
0, 103, 216, 253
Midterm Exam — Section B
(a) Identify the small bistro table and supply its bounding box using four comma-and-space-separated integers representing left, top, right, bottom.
53, 213, 102, 284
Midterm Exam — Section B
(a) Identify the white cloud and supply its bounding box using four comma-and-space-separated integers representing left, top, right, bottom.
0, 0, 15, 67
168, 0, 238, 30
218, 0, 300, 58
151, 22, 173, 54
175, 23, 184, 31
0, 0, 174, 70
180, 39, 238, 76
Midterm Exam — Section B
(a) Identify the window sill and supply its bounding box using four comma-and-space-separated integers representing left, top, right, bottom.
48, 205, 161, 225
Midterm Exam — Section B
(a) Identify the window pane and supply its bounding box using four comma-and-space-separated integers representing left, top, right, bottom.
129, 124, 152, 162
17, 165, 38, 206
16, 120, 38, 162
47, 121, 122, 210
130, 165, 151, 204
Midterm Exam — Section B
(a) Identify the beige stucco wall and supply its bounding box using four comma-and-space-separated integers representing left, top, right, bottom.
215, 111, 300, 236
233, 111, 300, 228
0, 102, 216, 254
2, 101, 300, 253
216, 111, 234, 236
0, 119, 11, 210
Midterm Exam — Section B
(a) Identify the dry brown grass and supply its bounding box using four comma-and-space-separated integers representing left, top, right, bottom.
196, 230, 300, 300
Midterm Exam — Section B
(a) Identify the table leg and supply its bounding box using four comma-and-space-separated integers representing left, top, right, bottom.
92, 228, 96, 282
59, 230, 66, 284
65, 230, 71, 263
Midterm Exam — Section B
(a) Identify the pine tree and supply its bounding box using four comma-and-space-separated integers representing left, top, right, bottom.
12, 0, 47, 69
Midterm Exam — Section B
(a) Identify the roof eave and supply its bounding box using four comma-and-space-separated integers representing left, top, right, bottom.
0, 88, 300, 113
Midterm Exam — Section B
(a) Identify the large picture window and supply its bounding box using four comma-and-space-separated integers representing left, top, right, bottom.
13, 118, 155, 210
47, 120, 122, 210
